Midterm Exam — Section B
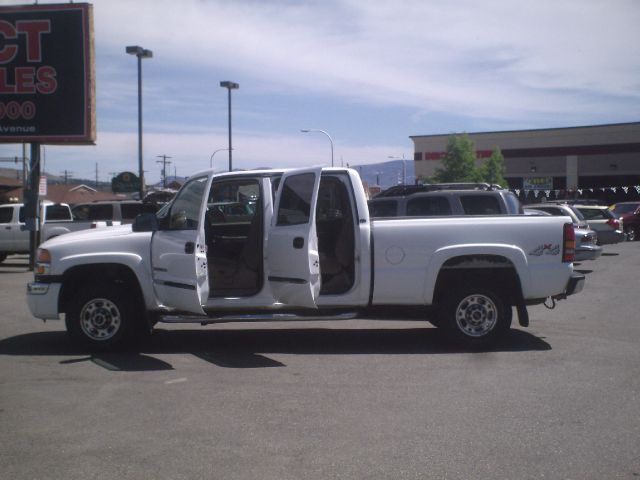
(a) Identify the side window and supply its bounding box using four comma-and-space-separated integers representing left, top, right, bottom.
207, 179, 260, 225
72, 204, 113, 221
406, 196, 452, 216
0, 207, 13, 223
460, 195, 501, 215
71, 204, 89, 221
540, 207, 562, 216
121, 203, 144, 220
368, 200, 398, 218
276, 173, 315, 226
168, 176, 208, 230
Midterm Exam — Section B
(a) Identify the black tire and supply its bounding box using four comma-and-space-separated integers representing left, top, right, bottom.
65, 283, 141, 351
626, 226, 638, 242
438, 287, 512, 349
0, 253, 7, 263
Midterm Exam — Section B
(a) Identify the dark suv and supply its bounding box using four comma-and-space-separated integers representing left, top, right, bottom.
368, 185, 523, 218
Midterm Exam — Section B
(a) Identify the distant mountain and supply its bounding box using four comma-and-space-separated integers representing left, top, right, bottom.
350, 160, 415, 188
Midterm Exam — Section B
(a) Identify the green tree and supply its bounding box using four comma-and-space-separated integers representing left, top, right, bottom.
480, 147, 507, 187
432, 134, 483, 183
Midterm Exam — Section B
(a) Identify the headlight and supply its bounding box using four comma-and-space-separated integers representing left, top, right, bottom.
35, 248, 51, 275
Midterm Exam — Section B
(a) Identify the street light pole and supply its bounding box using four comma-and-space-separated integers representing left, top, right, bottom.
220, 81, 239, 172
126, 45, 153, 199
209, 148, 231, 169
388, 154, 407, 184
300, 129, 334, 167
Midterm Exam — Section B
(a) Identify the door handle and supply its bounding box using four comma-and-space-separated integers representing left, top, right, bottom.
185, 241, 195, 254
293, 237, 304, 249
4, 226, 10, 230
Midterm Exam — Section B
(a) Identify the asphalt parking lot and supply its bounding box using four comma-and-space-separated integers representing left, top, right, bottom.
1, 244, 639, 480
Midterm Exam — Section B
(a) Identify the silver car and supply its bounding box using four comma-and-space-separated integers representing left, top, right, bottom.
525, 205, 602, 261
574, 205, 625, 245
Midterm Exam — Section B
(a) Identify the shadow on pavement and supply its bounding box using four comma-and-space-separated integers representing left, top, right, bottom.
0, 327, 551, 370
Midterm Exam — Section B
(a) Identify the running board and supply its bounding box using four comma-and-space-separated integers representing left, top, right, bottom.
159, 311, 359, 325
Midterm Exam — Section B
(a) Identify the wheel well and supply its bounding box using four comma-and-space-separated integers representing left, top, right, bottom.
434, 255, 523, 306
59, 263, 144, 314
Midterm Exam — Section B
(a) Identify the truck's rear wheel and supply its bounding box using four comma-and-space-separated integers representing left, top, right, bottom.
439, 287, 512, 348
66, 284, 138, 351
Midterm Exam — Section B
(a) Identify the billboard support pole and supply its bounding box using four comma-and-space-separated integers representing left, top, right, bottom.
26, 143, 41, 271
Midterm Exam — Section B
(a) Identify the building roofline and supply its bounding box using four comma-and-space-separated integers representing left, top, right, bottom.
409, 121, 640, 140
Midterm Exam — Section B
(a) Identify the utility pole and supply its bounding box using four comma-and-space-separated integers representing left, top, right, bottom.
61, 170, 74, 184
156, 154, 172, 188
95, 162, 99, 189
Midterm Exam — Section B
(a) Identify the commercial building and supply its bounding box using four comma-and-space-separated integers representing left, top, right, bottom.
411, 122, 640, 203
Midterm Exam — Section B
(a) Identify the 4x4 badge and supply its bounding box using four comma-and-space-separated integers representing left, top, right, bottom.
529, 244, 560, 256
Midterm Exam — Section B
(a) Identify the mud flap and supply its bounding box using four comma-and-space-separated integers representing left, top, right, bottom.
517, 303, 529, 327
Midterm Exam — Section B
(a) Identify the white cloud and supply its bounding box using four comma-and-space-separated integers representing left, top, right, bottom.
87, 0, 640, 118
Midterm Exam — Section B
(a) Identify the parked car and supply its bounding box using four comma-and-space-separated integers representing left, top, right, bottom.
71, 200, 158, 226
369, 188, 523, 218
529, 204, 602, 261
0, 201, 92, 263
529, 204, 590, 229
573, 205, 625, 245
609, 201, 640, 241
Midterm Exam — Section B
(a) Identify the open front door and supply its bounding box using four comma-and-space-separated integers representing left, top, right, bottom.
266, 167, 322, 308
151, 175, 210, 314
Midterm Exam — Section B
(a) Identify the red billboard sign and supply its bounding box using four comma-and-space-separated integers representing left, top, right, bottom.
0, 3, 95, 144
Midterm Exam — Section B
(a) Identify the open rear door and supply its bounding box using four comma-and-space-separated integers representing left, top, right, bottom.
266, 167, 322, 308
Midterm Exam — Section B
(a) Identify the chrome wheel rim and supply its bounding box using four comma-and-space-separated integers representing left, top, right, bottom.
79, 298, 121, 341
455, 294, 498, 337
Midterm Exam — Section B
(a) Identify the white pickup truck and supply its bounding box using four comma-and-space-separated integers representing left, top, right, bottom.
0, 201, 92, 263
26, 167, 584, 350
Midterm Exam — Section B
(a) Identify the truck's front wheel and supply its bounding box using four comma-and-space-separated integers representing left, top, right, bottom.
66, 284, 138, 351
439, 287, 512, 348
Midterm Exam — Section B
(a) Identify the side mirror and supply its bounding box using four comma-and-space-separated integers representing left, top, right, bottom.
132, 212, 159, 232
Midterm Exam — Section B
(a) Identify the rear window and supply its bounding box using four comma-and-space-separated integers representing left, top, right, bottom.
460, 195, 502, 215
368, 199, 398, 218
45, 204, 71, 221
406, 196, 451, 216
578, 208, 613, 221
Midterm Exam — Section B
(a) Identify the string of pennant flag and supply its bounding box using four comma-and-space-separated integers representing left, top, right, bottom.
512, 185, 640, 198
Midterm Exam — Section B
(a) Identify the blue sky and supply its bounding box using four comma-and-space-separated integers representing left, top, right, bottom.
1, 0, 639, 184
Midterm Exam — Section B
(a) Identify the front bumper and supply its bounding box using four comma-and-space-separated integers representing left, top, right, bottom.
26, 282, 61, 320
